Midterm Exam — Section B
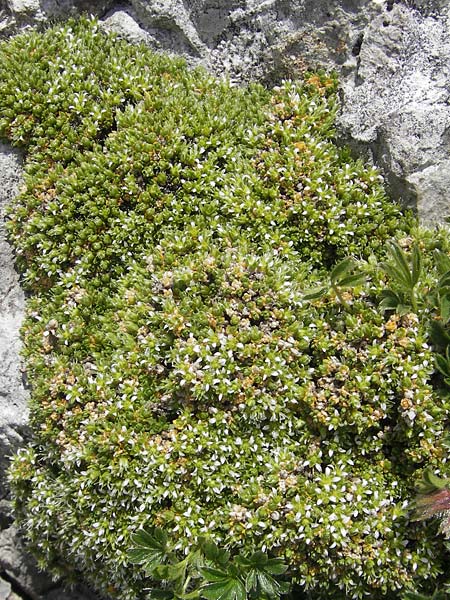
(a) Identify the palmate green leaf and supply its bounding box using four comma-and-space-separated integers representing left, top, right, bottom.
417, 468, 450, 495
396, 303, 414, 317
147, 589, 176, 600
128, 528, 169, 575
245, 570, 286, 599
235, 553, 288, 598
381, 261, 413, 291
435, 352, 450, 380
167, 559, 188, 584
402, 590, 447, 600
433, 249, 450, 276
335, 272, 366, 289
130, 527, 168, 552
263, 559, 288, 577
200, 567, 230, 583
437, 290, 450, 323
199, 538, 230, 567
379, 289, 403, 312
438, 272, 450, 290
201, 579, 246, 600
235, 552, 266, 573
429, 319, 450, 348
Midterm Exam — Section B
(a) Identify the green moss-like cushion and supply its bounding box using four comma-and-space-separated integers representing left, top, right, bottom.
2, 16, 450, 600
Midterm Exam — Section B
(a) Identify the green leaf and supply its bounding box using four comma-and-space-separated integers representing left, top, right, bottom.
386, 241, 414, 289
330, 257, 355, 286
148, 590, 176, 600
199, 539, 230, 566
411, 243, 422, 287
381, 262, 412, 291
302, 286, 328, 301
235, 552, 288, 598
418, 468, 450, 495
245, 570, 280, 598
131, 527, 168, 552
201, 579, 246, 600
402, 591, 447, 600
434, 249, 450, 275
335, 272, 366, 289
429, 320, 450, 348
200, 568, 230, 583
396, 303, 413, 317
153, 564, 173, 581
435, 353, 450, 379
263, 559, 288, 576
128, 528, 169, 574
166, 560, 188, 583
438, 291, 450, 323
379, 289, 402, 312
438, 271, 450, 290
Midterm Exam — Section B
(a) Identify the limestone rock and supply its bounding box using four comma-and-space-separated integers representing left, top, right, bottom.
0, 525, 103, 600
101, 5, 157, 46
0, 0, 114, 36
130, 0, 208, 57
0, 143, 28, 503
0, 578, 11, 600
337, 2, 450, 222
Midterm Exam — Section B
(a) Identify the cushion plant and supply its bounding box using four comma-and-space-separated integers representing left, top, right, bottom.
2, 16, 450, 600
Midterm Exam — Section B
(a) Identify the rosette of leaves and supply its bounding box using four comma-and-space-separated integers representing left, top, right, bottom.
127, 528, 289, 600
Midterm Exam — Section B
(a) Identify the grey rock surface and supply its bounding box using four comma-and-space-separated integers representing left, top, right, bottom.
0, 577, 11, 600
0, 0, 114, 36
0, 143, 28, 502
337, 1, 450, 222
0, 525, 102, 600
